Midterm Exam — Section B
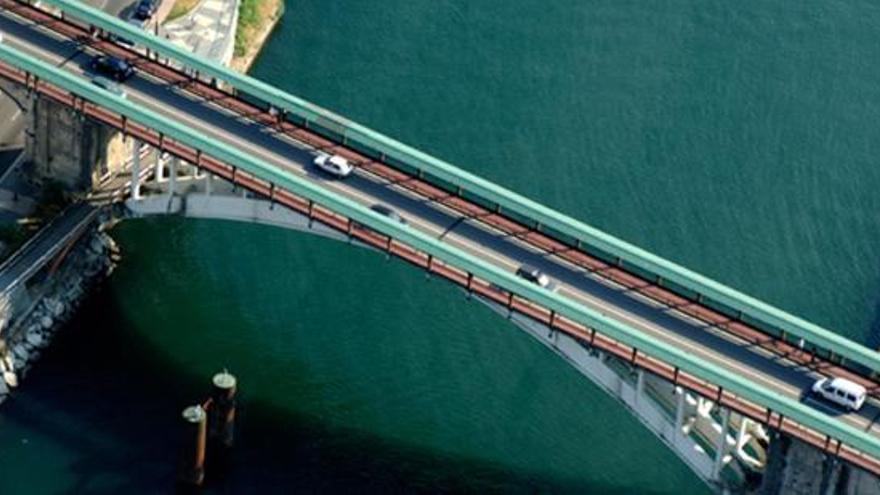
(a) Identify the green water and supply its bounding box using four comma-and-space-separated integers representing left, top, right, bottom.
3, 0, 880, 492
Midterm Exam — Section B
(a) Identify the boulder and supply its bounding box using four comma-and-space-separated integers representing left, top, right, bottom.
40, 316, 53, 330
90, 237, 105, 255
25, 331, 43, 348
11, 345, 27, 362
52, 300, 65, 318
3, 370, 17, 388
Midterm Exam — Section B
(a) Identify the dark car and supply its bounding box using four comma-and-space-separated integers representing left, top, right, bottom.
370, 204, 407, 225
90, 55, 135, 82
516, 264, 550, 288
134, 0, 157, 19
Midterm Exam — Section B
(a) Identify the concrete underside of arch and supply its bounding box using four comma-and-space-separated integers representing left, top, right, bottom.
123, 171, 880, 495
126, 190, 758, 492
123, 185, 880, 494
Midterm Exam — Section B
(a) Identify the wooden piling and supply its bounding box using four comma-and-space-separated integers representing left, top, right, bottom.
178, 405, 207, 487
208, 370, 237, 448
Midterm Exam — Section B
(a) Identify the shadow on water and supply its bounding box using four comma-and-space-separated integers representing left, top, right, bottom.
0, 281, 666, 494
865, 298, 880, 351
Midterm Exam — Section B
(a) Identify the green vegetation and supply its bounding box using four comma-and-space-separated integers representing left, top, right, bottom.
234, 0, 283, 57
165, 0, 201, 23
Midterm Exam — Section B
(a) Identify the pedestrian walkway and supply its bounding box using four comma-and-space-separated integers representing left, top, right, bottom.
162, 0, 239, 65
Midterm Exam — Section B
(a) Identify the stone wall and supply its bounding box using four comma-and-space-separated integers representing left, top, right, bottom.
29, 96, 132, 190
0, 223, 116, 401
759, 433, 880, 495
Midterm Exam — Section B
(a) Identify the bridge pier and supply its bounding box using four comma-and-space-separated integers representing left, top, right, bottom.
168, 156, 177, 196
130, 139, 142, 200
674, 387, 686, 439
154, 152, 163, 183
635, 368, 645, 408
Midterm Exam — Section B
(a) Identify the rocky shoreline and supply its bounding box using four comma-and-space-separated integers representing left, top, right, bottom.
0, 220, 118, 403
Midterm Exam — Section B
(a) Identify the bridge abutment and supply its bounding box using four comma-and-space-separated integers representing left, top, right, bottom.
29, 96, 131, 190
0, 78, 132, 193
758, 433, 880, 495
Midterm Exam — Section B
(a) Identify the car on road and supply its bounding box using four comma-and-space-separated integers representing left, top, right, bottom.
89, 55, 135, 82
91, 76, 127, 98
516, 264, 550, 288
811, 376, 866, 412
313, 153, 353, 178
370, 204, 407, 225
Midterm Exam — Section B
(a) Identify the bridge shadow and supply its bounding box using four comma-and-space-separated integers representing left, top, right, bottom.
0, 282, 667, 494
864, 297, 880, 354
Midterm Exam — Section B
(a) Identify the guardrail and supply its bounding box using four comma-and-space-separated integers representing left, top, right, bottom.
2, 40, 880, 462
28, 0, 880, 375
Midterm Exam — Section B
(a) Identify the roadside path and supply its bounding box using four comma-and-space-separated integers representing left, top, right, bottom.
162, 0, 238, 65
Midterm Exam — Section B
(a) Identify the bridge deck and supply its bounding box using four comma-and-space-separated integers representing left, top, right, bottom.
2, 2, 880, 470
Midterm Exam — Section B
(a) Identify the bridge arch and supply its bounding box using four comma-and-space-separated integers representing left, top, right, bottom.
124, 187, 764, 491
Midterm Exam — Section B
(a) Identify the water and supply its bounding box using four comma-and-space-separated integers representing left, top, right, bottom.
3, 0, 880, 492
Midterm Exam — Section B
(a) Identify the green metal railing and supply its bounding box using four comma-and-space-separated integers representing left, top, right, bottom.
30, 0, 880, 374
1, 40, 879, 461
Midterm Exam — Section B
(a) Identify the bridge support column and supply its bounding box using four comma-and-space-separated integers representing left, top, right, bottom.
634, 368, 645, 407
736, 416, 748, 450
131, 139, 142, 200
205, 173, 213, 196
674, 387, 685, 438
712, 407, 731, 481
154, 151, 163, 183
169, 156, 178, 195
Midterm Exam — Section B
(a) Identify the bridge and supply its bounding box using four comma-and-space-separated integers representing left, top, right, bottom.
1, 1, 880, 491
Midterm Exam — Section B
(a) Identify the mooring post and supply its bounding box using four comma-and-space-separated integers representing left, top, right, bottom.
208, 370, 237, 448
178, 405, 207, 487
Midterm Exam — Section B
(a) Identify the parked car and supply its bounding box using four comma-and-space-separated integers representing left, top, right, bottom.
313, 153, 353, 178
91, 76, 127, 98
516, 264, 550, 288
370, 204, 407, 225
89, 55, 135, 82
811, 376, 866, 412
134, 0, 158, 19
127, 15, 148, 30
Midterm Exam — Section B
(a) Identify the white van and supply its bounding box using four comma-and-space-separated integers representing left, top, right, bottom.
811, 377, 867, 412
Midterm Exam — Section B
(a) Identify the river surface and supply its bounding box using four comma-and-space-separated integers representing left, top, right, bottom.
4, 0, 880, 493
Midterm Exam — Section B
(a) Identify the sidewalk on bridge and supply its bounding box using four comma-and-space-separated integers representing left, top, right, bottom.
162, 0, 239, 65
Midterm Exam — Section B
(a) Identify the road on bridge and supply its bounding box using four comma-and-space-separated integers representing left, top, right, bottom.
2, 4, 880, 458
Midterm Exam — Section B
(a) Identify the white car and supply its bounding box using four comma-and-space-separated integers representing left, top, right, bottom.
313, 154, 353, 178
516, 264, 550, 288
811, 376, 866, 412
